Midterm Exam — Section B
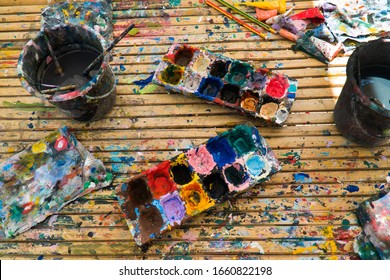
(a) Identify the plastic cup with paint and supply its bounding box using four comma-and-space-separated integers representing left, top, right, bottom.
17, 24, 116, 122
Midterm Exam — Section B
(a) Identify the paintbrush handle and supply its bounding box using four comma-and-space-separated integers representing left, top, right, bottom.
83, 23, 135, 76
214, 0, 277, 34
205, 0, 267, 39
40, 84, 76, 94
43, 31, 64, 76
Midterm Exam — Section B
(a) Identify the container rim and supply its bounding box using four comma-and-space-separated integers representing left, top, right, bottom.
17, 23, 109, 102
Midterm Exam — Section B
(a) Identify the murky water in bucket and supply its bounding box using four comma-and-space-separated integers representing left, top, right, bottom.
40, 48, 101, 93
360, 65, 390, 111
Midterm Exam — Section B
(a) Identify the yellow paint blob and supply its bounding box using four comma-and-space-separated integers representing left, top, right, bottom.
180, 182, 214, 216
31, 142, 47, 154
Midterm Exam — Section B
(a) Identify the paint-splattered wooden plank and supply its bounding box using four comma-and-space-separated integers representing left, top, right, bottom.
10, 224, 361, 242
0, 99, 339, 116
34, 210, 359, 228
0, 85, 344, 100
0, 62, 347, 79
0, 143, 385, 162
79, 179, 386, 199
101, 158, 390, 175
54, 196, 377, 214
0, 126, 348, 143
0, 239, 354, 255
2, 136, 389, 157
0, 254, 357, 260
0, 136, 373, 155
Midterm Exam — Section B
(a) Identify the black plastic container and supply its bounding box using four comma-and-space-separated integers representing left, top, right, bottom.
334, 38, 390, 146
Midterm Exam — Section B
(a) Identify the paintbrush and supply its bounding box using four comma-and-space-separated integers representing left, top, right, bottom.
83, 23, 135, 77
43, 30, 64, 77
40, 84, 76, 94
205, 0, 267, 39
213, 0, 298, 42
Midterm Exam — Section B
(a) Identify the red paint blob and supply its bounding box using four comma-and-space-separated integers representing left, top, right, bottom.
143, 161, 177, 198
22, 202, 35, 214
265, 74, 289, 99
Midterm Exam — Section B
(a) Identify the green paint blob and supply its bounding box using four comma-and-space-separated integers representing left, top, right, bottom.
227, 125, 256, 156
169, 0, 181, 7
161, 65, 184, 85
2, 101, 55, 112
9, 203, 23, 222
128, 27, 140, 36
341, 219, 350, 229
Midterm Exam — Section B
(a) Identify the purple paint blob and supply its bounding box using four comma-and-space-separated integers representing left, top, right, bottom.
160, 191, 186, 225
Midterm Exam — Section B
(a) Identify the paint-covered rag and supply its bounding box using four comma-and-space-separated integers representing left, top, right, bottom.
354, 191, 390, 259
320, 0, 390, 51
0, 127, 113, 238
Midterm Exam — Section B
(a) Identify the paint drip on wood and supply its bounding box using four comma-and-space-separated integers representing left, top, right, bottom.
0, 127, 113, 239
115, 124, 281, 245
153, 44, 298, 126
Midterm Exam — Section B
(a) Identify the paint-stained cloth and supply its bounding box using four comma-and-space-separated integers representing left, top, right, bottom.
41, 0, 113, 41
320, 0, 390, 51
354, 191, 390, 259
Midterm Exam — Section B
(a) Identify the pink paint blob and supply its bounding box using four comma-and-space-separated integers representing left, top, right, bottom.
186, 145, 216, 175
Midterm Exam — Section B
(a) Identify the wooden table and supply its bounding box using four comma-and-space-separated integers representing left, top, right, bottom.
0, 0, 388, 260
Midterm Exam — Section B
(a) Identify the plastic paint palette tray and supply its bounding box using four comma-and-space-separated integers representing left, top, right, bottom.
153, 44, 298, 126
116, 124, 280, 245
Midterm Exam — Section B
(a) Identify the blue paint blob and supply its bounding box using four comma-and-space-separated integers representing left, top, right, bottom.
3, 163, 12, 171
344, 185, 360, 193
206, 137, 236, 167
37, 255, 44, 260
293, 172, 312, 183
246, 155, 265, 177
196, 77, 223, 101
133, 72, 155, 90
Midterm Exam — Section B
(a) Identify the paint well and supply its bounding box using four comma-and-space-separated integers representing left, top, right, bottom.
220, 84, 240, 104
161, 64, 184, 85
170, 164, 193, 185
202, 172, 229, 201
174, 46, 195, 67
139, 205, 165, 244
210, 60, 230, 78
197, 77, 223, 99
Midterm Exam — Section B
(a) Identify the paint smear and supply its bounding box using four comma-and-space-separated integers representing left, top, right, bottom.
133, 72, 155, 90
293, 172, 312, 183
344, 185, 359, 193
